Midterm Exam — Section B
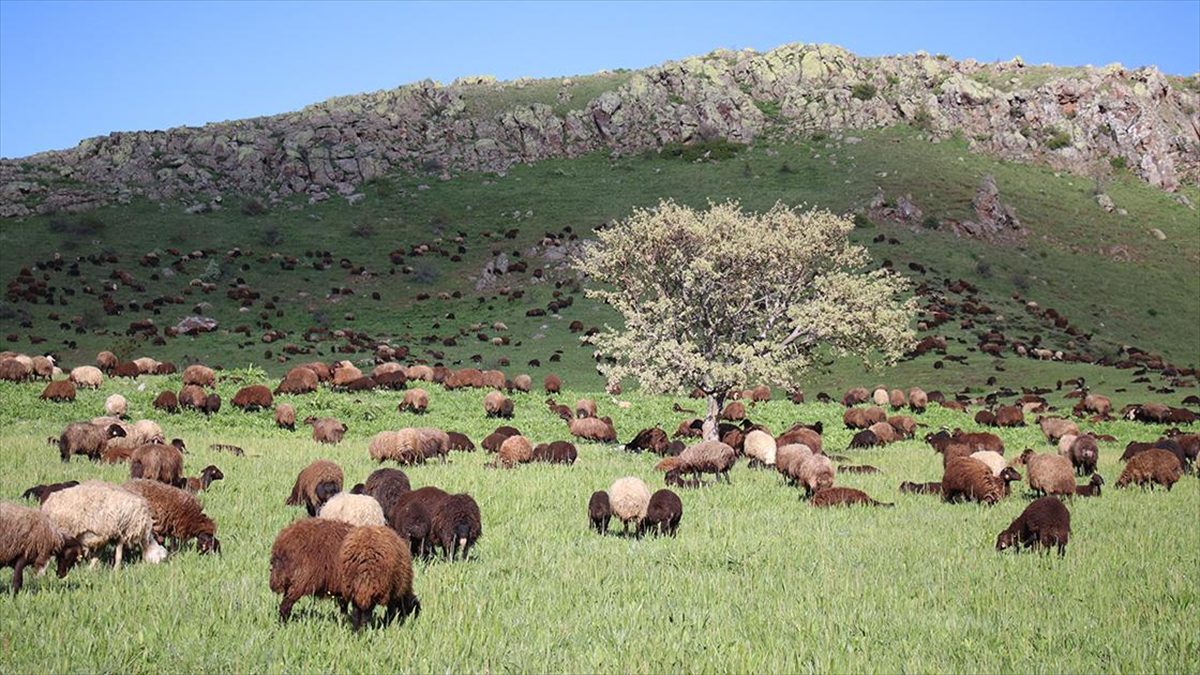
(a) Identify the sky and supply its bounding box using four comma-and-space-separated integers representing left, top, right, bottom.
1, 1, 1198, 159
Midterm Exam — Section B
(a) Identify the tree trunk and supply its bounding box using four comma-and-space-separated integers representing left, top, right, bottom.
701, 392, 725, 442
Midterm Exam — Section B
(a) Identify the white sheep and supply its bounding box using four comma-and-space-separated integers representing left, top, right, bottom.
318, 493, 386, 527
105, 394, 128, 419
69, 365, 104, 389
41, 481, 167, 569
608, 477, 650, 535
970, 451, 1009, 477
743, 430, 777, 468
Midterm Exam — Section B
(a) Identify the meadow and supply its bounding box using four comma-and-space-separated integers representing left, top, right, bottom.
0, 373, 1196, 673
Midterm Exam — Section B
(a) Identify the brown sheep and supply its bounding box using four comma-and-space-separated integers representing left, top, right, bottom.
481, 427, 518, 452
842, 387, 869, 407
888, 416, 917, 439
995, 405, 1025, 427
58, 422, 125, 462
1063, 435, 1100, 476
447, 431, 475, 452
491, 435, 533, 468
867, 422, 898, 445
954, 431, 1005, 454
276, 367, 319, 395
658, 441, 737, 484
444, 368, 483, 390
483, 391, 514, 419
122, 479, 220, 554
811, 487, 894, 508
429, 493, 482, 560
0, 357, 32, 382
275, 403, 296, 431
69, 366, 103, 389
899, 481, 942, 495
575, 399, 598, 419
361, 468, 411, 515
1116, 450, 1183, 491
908, 388, 928, 412
153, 391, 180, 414
39, 380, 76, 403
96, 351, 119, 373
480, 370, 506, 390
386, 486, 448, 558
398, 388, 429, 414
299, 361, 333, 382
849, 430, 881, 449
510, 374, 532, 393
306, 417, 347, 445
843, 408, 870, 430
20, 480, 80, 504
0, 502, 83, 594
337, 525, 420, 630
720, 401, 746, 421
202, 393, 221, 416
182, 364, 216, 387
544, 374, 561, 394
796, 454, 835, 497
183, 465, 224, 494
129, 443, 186, 487
588, 491, 611, 533
1018, 449, 1076, 497
888, 389, 906, 410
776, 425, 822, 454
269, 518, 353, 622
996, 496, 1071, 556
1081, 394, 1112, 417
178, 384, 208, 412
1038, 416, 1080, 444
975, 410, 998, 427
639, 489, 683, 537
286, 460, 344, 516
625, 427, 669, 455
331, 361, 364, 388
569, 417, 616, 443
1075, 474, 1105, 497
942, 457, 1014, 505
232, 384, 274, 412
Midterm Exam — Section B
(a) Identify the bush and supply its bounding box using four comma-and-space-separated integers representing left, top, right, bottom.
975, 260, 993, 278
1011, 273, 1030, 291
240, 198, 267, 216
350, 221, 376, 238
911, 106, 934, 132
660, 138, 746, 162
922, 216, 940, 230
754, 100, 782, 121
1109, 156, 1127, 171
851, 83, 877, 101
261, 226, 284, 247
853, 213, 874, 229
1046, 130, 1072, 150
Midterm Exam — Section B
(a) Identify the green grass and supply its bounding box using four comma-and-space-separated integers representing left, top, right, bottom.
0, 375, 1196, 672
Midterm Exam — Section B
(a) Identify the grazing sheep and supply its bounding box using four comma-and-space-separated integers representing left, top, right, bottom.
121, 479, 220, 554
306, 417, 348, 445
413, 427, 450, 464
775, 444, 815, 485
995, 405, 1025, 427
319, 493, 387, 527
128, 442, 185, 486
1081, 394, 1112, 417
842, 387, 870, 406
996, 497, 1071, 556
942, 457, 1017, 505
868, 421, 898, 445
269, 518, 354, 622
483, 390, 514, 418
0, 357, 32, 382
569, 417, 616, 442
1075, 473, 1105, 497
970, 451, 1009, 477
899, 481, 942, 495
129, 419, 165, 445
386, 486, 449, 558
871, 387, 890, 407
481, 427, 519, 452
178, 385, 207, 412
1018, 449, 1076, 497
811, 487, 894, 508
361, 469, 411, 515
104, 394, 128, 418
639, 489, 683, 537
21, 481, 80, 504
1, 502, 83, 594
797, 454, 835, 497
544, 374, 561, 394
1116, 449, 1184, 491
491, 435, 534, 468
1038, 416, 1080, 444
331, 362, 364, 388
39, 380, 76, 403
96, 351, 119, 373
626, 427, 669, 454
369, 430, 423, 465
132, 357, 160, 375
275, 403, 296, 431
575, 399, 598, 419
608, 477, 651, 536
975, 410, 997, 427
337, 525, 420, 630
182, 364, 216, 387
849, 429, 881, 449
112, 362, 141, 379
429, 493, 482, 560
276, 367, 319, 395
232, 385, 274, 411
510, 374, 532, 392
184, 465, 224, 494
398, 389, 429, 414
447, 431, 475, 452
534, 440, 578, 465
743, 430, 777, 468
888, 416, 917, 439
287, 460, 344, 516
588, 491, 611, 533
69, 366, 103, 389
908, 388, 928, 412
42, 482, 168, 568
843, 408, 871, 430
659, 441, 737, 484
776, 425, 822, 454
58, 421, 126, 462
1063, 435, 1100, 476
953, 431, 1005, 454
403, 364, 433, 382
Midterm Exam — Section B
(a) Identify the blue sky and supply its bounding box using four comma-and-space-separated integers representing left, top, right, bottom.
1, 0, 1197, 158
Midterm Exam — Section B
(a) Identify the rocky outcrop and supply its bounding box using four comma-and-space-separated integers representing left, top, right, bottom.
2, 43, 1197, 217
950, 175, 1026, 241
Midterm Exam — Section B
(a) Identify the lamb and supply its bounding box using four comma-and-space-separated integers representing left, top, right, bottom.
182, 364, 216, 387
386, 486, 449, 558
183, 465, 224, 494
1038, 416, 1080, 444
626, 427, 669, 454
1018, 449, 1076, 497
942, 457, 1016, 505
21, 481, 80, 504
121, 479, 220, 554
1075, 474, 1105, 497
483, 390, 514, 418
810, 487, 894, 508
39, 380, 76, 403
42, 481, 168, 568
1, 502, 83, 593
129, 443, 185, 487
58, 421, 126, 462
588, 491, 611, 533
286, 460, 344, 516
908, 388, 928, 412
232, 384, 274, 411
970, 451, 1009, 477
544, 374, 561, 394
608, 477, 651, 536
491, 434, 534, 468
360, 468, 411, 515
276, 367, 319, 395
743, 430, 777, 468
306, 417, 348, 445
275, 403, 296, 431
569, 416, 617, 442
996, 497, 1071, 556
398, 388, 429, 414
658, 441, 737, 484
1063, 435, 1100, 476
639, 489, 683, 537
69, 365, 103, 389
796, 454, 835, 497
269, 518, 354, 622
1116, 449, 1183, 490
337, 525, 420, 630
429, 493, 482, 559
319, 493, 387, 527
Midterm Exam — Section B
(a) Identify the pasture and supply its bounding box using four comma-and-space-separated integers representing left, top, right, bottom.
1, 374, 1196, 672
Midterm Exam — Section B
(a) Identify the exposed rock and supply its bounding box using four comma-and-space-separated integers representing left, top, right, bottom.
1150, 228, 1166, 240
953, 174, 1025, 241
1096, 193, 1116, 212
175, 315, 218, 335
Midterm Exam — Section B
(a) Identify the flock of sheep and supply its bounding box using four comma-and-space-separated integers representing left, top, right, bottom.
1, 348, 1197, 630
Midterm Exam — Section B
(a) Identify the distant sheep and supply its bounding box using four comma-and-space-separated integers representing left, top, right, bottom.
58, 421, 125, 462
232, 385, 274, 412
657, 441, 736, 484
398, 388, 429, 414
996, 497, 1070, 556
69, 366, 103, 389
544, 374, 561, 394
569, 417, 616, 442
182, 364, 216, 387
908, 388, 928, 412
306, 417, 348, 445
275, 403, 296, 431
575, 399, 598, 419
276, 367, 319, 395
625, 427, 669, 454
369, 430, 422, 465
129, 443, 185, 487
1075, 473, 1105, 497
286, 460, 344, 516
1038, 416, 1080, 444
105, 394, 128, 418
483, 391, 514, 419
810, 487, 894, 508
39, 380, 76, 403
899, 481, 942, 495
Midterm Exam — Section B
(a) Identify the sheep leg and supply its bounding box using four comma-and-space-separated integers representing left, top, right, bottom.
279, 593, 299, 623
113, 543, 123, 570
349, 604, 367, 632
11, 557, 27, 594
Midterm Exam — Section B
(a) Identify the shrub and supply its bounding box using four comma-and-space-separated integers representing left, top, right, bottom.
1109, 156, 1127, 171
911, 106, 934, 132
922, 216, 940, 230
1046, 130, 1072, 150
754, 100, 782, 121
975, 260, 993, 278
261, 227, 284, 247
853, 213, 874, 229
241, 198, 267, 216
660, 138, 746, 163
851, 83, 877, 101
351, 221, 377, 238
200, 260, 222, 283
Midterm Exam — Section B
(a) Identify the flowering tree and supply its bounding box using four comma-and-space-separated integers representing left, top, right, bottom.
575, 199, 916, 440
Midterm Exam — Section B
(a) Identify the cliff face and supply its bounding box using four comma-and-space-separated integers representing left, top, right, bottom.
2, 43, 1197, 217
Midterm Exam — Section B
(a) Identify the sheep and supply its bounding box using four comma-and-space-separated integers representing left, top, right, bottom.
0, 502, 83, 593
102, 394, 127, 419
533, 440, 577, 464
849, 430, 881, 449
626, 427, 669, 454
868, 421, 898, 445
899, 481, 942, 495
481, 370, 506, 390
130, 419, 166, 445
888, 416, 917, 439
129, 443, 185, 487
361, 468, 411, 515
659, 441, 737, 484
232, 385, 274, 411
843, 408, 871, 430
94, 351, 118, 373
1116, 449, 1184, 491
1017, 449, 1076, 497
404, 364, 433, 382
69, 365, 103, 389
483, 390, 515, 418
39, 380, 76, 403
575, 399, 598, 419
908, 388, 928, 412
42, 481, 168, 568
413, 428, 450, 464
776, 444, 814, 484
276, 367, 319, 395
58, 421, 126, 462
970, 451, 1009, 477
398, 388, 429, 414
942, 457, 1016, 505
510, 374, 532, 392
112, 361, 141, 379
588, 491, 611, 534
491, 434, 534, 468
842, 387, 869, 406
307, 416, 348, 445
121, 479, 220, 554
178, 384, 208, 412
287, 460, 344, 516
1081, 394, 1112, 417
776, 425, 822, 454
1038, 416, 1080, 444
275, 403, 296, 431
639, 489, 683, 537
269, 518, 354, 622
888, 389, 906, 409
796, 454, 835, 497
182, 364, 216, 387
1057, 433, 1079, 457
1063, 435, 1100, 476
184, 465, 224, 494
871, 387, 890, 407
953, 431, 1005, 454
0, 357, 32, 382
429, 493, 482, 560
337, 525, 420, 630
331, 361, 365, 388
369, 431, 423, 465
386, 486, 448, 558
21, 481, 80, 504
608, 477, 651, 536
132, 357, 160, 375
150, 390, 178, 414
319, 493, 387, 527
447, 431, 475, 452
544, 374, 562, 394
1075, 474, 1105, 497
1121, 439, 1187, 469
30, 355, 55, 379
482, 430, 515, 453
569, 416, 617, 442
995, 405, 1025, 427
743, 430, 777, 468
975, 410, 997, 427
810, 487, 894, 508
996, 497, 1071, 556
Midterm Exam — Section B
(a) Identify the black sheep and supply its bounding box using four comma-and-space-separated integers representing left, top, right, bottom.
996, 496, 1071, 556
639, 489, 682, 537
587, 491, 611, 534
429, 493, 482, 560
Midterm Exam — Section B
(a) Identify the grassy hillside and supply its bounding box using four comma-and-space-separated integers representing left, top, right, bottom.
1, 126, 1197, 401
